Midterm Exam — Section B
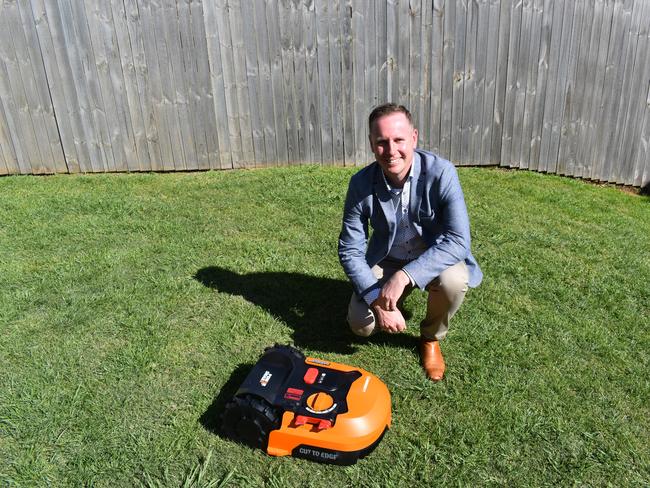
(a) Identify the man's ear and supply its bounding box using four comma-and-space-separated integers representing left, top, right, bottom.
412, 128, 419, 146
368, 133, 374, 151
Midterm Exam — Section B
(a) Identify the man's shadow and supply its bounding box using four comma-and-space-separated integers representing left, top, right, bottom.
194, 267, 417, 354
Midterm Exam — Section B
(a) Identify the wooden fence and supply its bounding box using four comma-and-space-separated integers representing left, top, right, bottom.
0, 0, 649, 187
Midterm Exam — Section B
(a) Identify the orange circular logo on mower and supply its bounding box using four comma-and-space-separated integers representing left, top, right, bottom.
306, 392, 335, 413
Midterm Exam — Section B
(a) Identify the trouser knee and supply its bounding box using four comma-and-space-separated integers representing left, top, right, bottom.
347, 294, 377, 337
430, 263, 470, 299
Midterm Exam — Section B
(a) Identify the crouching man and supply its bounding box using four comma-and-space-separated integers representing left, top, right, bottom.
338, 103, 482, 381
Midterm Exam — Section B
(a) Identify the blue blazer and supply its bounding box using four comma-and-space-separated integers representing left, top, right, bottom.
338, 149, 483, 300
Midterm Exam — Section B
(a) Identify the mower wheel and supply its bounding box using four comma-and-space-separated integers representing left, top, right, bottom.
221, 394, 282, 449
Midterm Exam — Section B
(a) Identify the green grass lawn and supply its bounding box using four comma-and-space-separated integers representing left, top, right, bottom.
1, 166, 648, 487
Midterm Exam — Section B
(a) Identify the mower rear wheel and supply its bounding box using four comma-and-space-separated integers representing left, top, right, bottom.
221, 394, 282, 450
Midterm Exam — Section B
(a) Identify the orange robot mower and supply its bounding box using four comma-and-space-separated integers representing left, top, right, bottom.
220, 344, 391, 465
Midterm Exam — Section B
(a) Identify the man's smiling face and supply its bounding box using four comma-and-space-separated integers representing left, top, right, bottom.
369, 112, 418, 188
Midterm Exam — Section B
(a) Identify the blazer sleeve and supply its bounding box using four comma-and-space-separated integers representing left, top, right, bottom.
338, 178, 382, 302
402, 163, 472, 289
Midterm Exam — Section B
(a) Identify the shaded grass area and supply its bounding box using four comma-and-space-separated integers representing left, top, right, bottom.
1, 166, 648, 487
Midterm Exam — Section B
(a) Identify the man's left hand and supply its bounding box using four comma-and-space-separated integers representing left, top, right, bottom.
377, 270, 410, 311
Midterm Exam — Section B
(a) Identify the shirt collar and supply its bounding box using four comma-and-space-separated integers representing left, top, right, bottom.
381, 163, 414, 193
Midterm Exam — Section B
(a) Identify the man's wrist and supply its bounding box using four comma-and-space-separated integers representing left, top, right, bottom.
401, 268, 415, 287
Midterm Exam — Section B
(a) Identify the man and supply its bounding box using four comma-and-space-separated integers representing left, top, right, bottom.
338, 103, 482, 381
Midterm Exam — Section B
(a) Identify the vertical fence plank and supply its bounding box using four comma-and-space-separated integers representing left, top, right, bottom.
18, 2, 67, 173
1, 1, 43, 174
376, 0, 387, 102
470, 0, 487, 164
605, 0, 636, 182
263, 0, 288, 165
397, 0, 410, 106
500, 0, 523, 168
71, 0, 117, 171
44, 1, 96, 172
316, 0, 333, 164
251, 0, 277, 165
203, 0, 232, 168
191, 0, 218, 170
154, 0, 187, 170
13, 0, 56, 174
0, 92, 18, 174
214, 0, 243, 166
122, 0, 161, 170
30, 0, 77, 173
449, 0, 466, 162
527, 0, 552, 171
228, 0, 256, 167
478, 0, 500, 164
104, 0, 144, 171
511, 0, 535, 170
140, 0, 175, 170
304, 0, 321, 164
352, 0, 367, 165
555, 0, 583, 176
329, 0, 344, 164
537, 0, 566, 172
460, 0, 477, 165
363, 0, 376, 160
340, 0, 355, 165
592, 0, 633, 182
602, 0, 641, 182
429, 0, 444, 155
419, 0, 432, 150
278, 0, 299, 164
291, 0, 308, 164
573, 0, 600, 178
386, 0, 398, 103
365, 0, 377, 115
580, 0, 612, 180
409, 0, 422, 125
610, 0, 647, 184
86, 0, 134, 172
240, 0, 265, 165
518, 0, 543, 169
176, 0, 204, 170
556, 0, 590, 176
490, 0, 511, 165
625, 1, 650, 186
440, 0, 456, 159
638, 95, 650, 186
109, 0, 149, 171
546, 0, 576, 175
98, 0, 137, 171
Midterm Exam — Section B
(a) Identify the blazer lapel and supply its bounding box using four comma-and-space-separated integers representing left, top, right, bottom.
373, 165, 397, 237
409, 152, 424, 220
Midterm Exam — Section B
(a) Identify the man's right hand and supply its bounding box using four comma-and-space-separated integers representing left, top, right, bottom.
371, 302, 406, 333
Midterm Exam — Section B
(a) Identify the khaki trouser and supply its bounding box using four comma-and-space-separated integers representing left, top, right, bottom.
347, 260, 469, 341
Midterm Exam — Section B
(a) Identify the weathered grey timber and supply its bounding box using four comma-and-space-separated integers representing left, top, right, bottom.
0, 0, 648, 187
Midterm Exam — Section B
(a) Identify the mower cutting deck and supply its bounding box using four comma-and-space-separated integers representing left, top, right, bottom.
220, 344, 391, 465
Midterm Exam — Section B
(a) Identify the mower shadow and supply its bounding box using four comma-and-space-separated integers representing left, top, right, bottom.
194, 266, 418, 355
199, 363, 252, 437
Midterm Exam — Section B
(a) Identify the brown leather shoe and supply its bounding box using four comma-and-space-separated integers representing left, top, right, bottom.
419, 336, 445, 381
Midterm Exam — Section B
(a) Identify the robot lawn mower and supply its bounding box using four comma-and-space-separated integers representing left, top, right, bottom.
220, 344, 391, 465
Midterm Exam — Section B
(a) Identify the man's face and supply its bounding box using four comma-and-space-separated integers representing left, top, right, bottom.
369, 112, 418, 187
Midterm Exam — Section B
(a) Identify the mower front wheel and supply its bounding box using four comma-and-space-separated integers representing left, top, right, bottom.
221, 394, 282, 450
